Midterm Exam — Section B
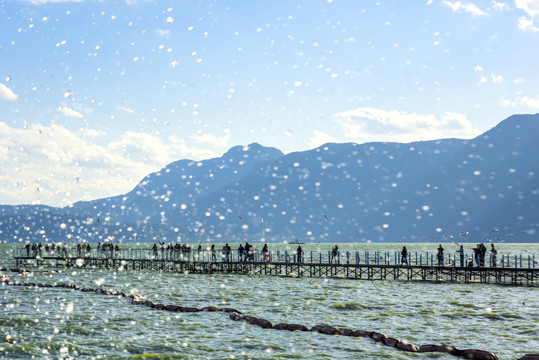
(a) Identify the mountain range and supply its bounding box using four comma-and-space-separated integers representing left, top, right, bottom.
1, 113, 538, 244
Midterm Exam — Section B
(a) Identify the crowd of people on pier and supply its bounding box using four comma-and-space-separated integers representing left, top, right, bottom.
21, 241, 504, 268
400, 243, 498, 267
24, 242, 69, 257
148, 241, 305, 263
23, 242, 123, 258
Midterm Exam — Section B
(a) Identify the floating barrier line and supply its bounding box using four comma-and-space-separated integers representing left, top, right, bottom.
1, 276, 537, 360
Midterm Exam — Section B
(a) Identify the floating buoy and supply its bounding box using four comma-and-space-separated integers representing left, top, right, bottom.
517, 355, 539, 360
395, 341, 419, 352
273, 323, 309, 331
201, 306, 220, 312
337, 328, 354, 336
420, 344, 438, 352
153, 303, 166, 310
459, 349, 500, 360
220, 308, 241, 314
179, 306, 200, 312
352, 329, 371, 337
286, 323, 309, 331
383, 337, 400, 347
164, 304, 182, 312
143, 300, 156, 307
419, 344, 458, 354
229, 312, 241, 321
240, 316, 257, 324
311, 325, 338, 335
370, 332, 388, 343
255, 318, 273, 329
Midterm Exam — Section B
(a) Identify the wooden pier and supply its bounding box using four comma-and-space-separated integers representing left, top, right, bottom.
13, 254, 538, 286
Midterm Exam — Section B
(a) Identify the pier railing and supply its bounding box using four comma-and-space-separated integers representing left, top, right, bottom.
14, 246, 538, 269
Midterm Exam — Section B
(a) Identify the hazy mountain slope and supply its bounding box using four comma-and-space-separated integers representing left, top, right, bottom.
1, 114, 538, 243
162, 114, 539, 242
65, 143, 284, 223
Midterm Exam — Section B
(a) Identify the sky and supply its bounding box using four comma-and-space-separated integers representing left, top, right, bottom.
1, 0, 538, 207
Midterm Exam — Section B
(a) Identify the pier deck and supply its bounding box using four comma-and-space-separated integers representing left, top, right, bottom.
12, 254, 538, 286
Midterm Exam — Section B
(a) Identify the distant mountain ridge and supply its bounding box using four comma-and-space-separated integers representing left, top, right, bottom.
1, 114, 538, 243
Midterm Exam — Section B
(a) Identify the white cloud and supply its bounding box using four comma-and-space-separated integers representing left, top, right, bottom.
155, 28, 171, 37
475, 68, 504, 84
518, 15, 539, 30
499, 94, 539, 108
309, 130, 338, 149
492, 1, 509, 11
57, 106, 83, 118
117, 106, 135, 114
515, 0, 539, 17
332, 108, 480, 144
443, 1, 489, 16
79, 128, 107, 138
0, 122, 222, 206
107, 132, 218, 166
515, 0, 539, 31
521, 96, 539, 107
441, 112, 479, 134
0, 83, 18, 101
491, 74, 504, 83
463, 2, 489, 15
189, 132, 231, 148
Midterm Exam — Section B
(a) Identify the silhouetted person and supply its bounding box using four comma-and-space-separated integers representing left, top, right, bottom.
331, 245, 338, 263
480, 243, 486, 266
226, 243, 232, 261
401, 246, 408, 265
223, 243, 230, 261
490, 244, 497, 267
244, 242, 250, 261
247, 243, 254, 261
297, 245, 303, 263
437, 244, 444, 266
210, 244, 217, 261
262, 244, 269, 262
458, 245, 465, 267
472, 245, 480, 267
238, 244, 244, 262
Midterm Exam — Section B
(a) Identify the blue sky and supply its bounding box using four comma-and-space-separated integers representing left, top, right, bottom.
1, 0, 538, 207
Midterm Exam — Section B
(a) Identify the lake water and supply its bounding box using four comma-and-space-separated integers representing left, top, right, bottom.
1, 243, 538, 359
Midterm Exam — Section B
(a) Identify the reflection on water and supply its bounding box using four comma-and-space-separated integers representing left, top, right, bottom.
0, 243, 538, 359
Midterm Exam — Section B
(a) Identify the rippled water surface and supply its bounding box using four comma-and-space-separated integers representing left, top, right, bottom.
1, 243, 538, 359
